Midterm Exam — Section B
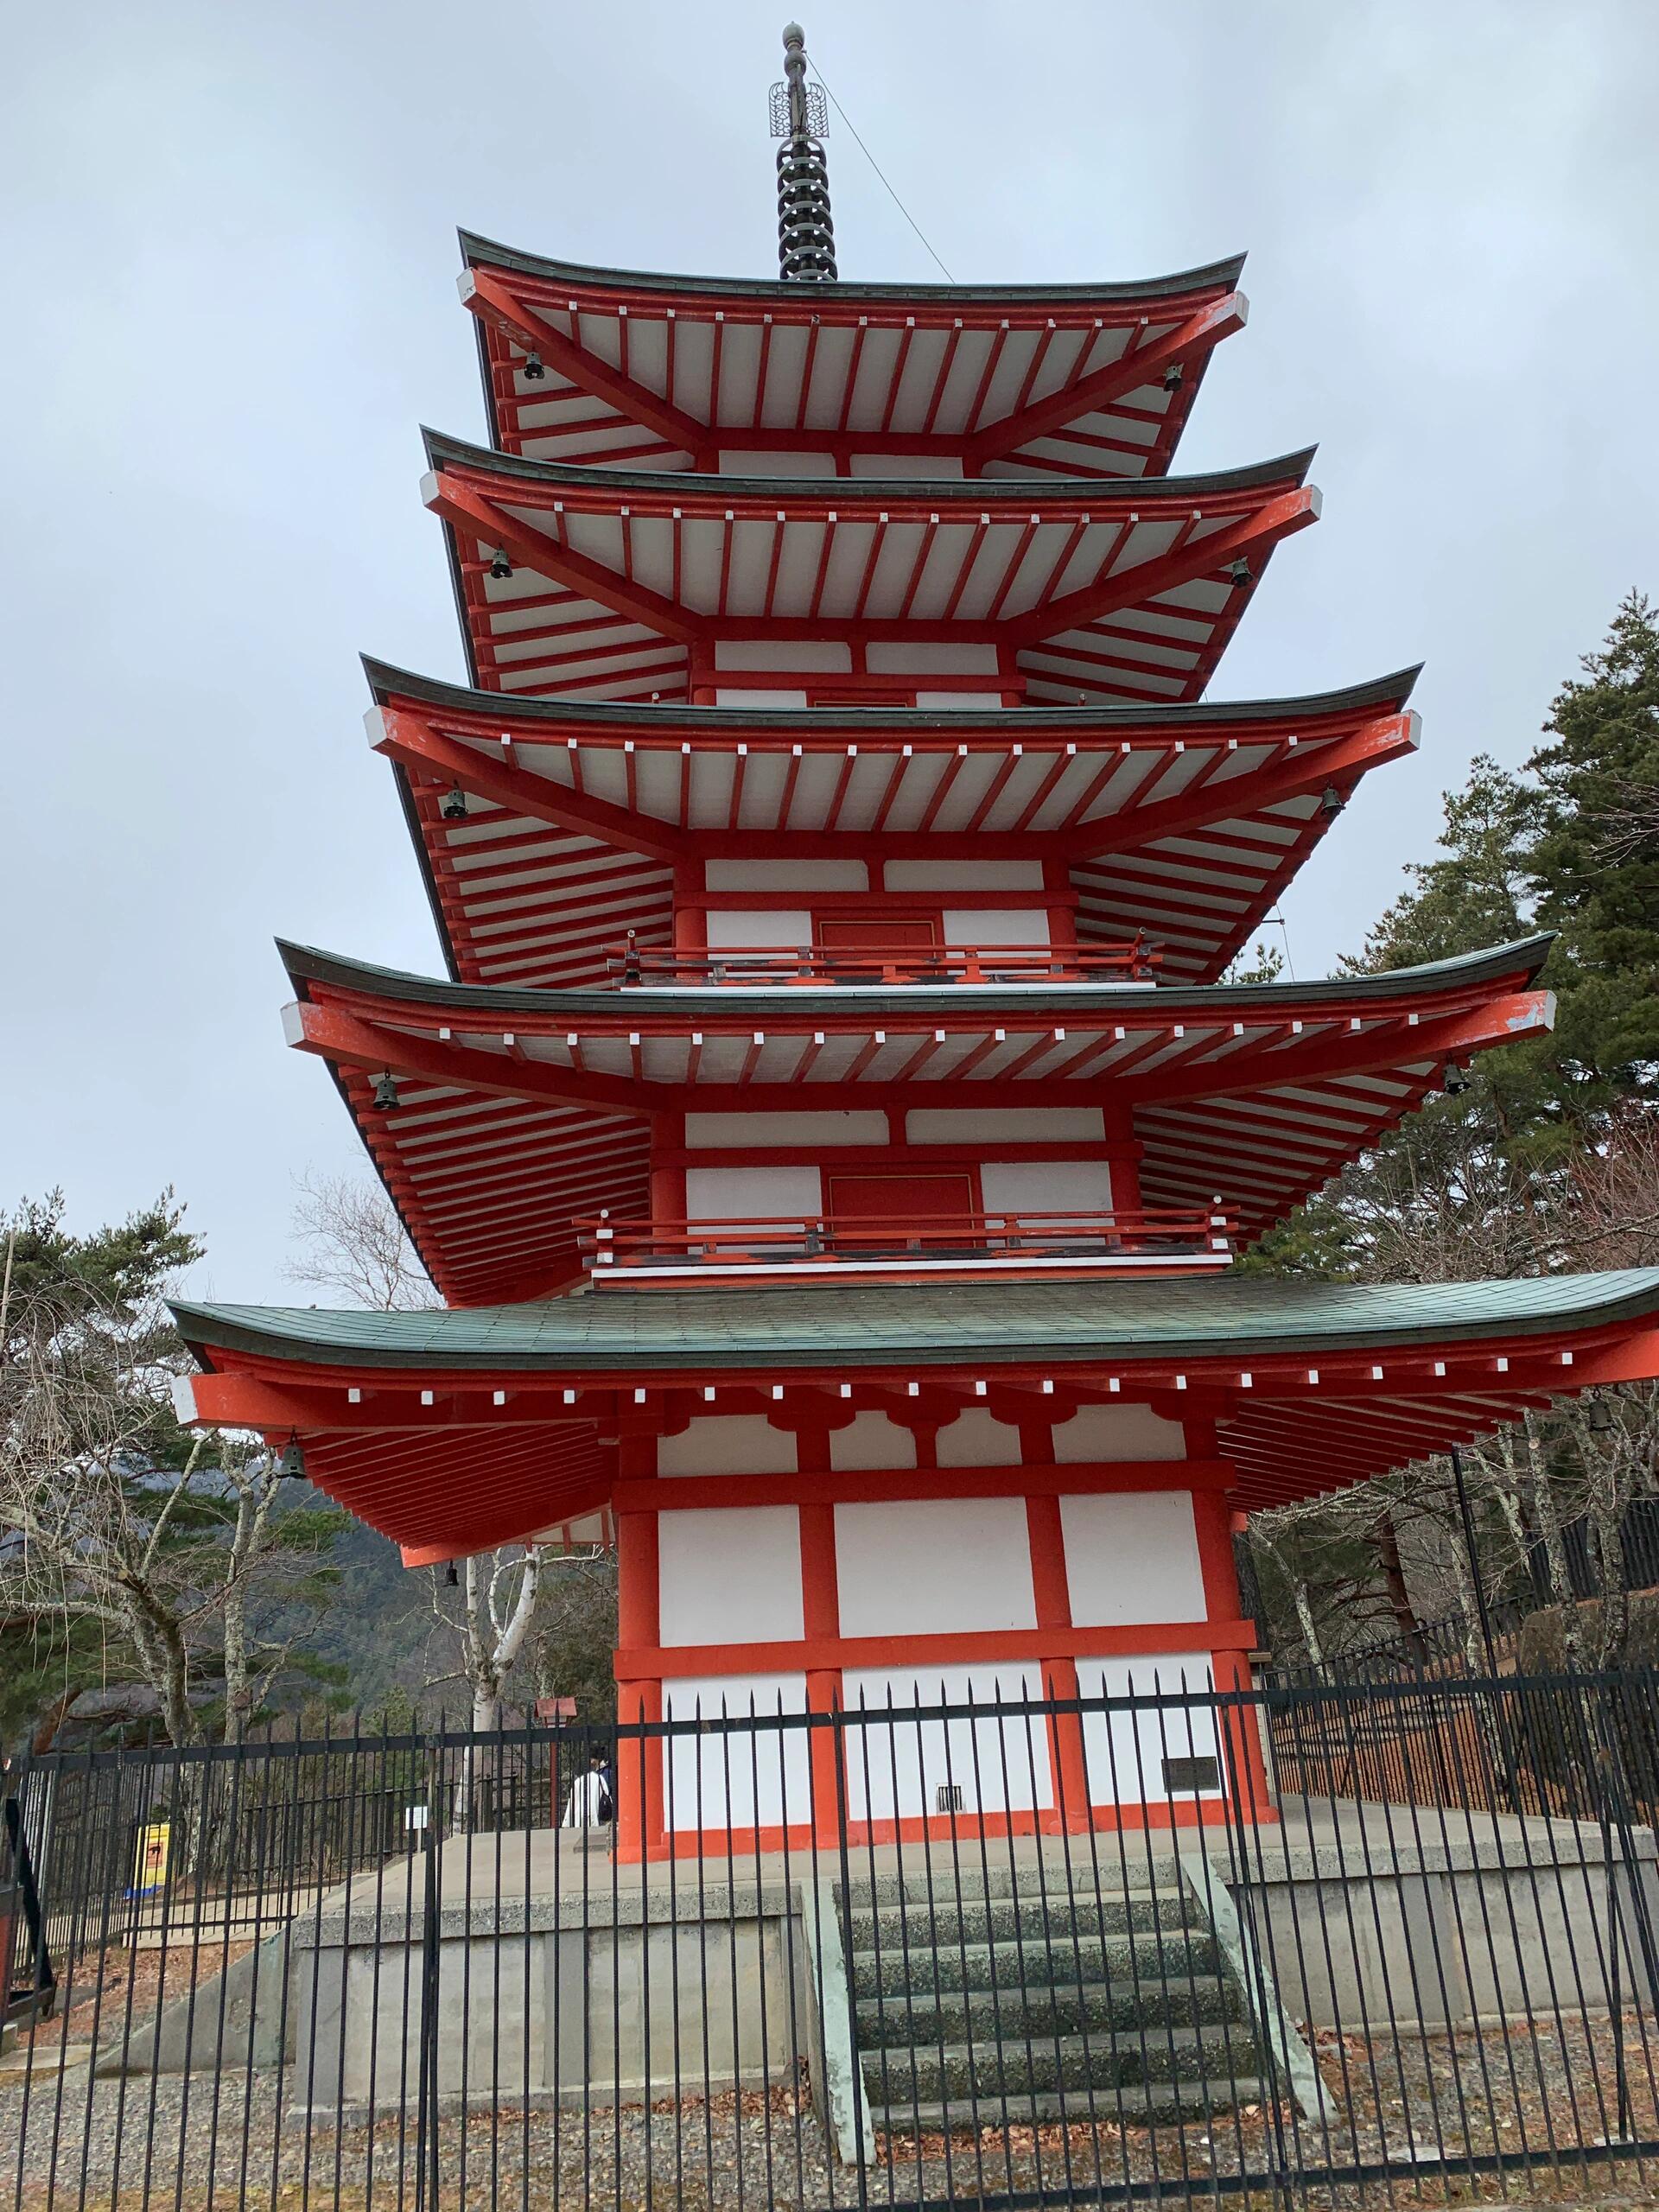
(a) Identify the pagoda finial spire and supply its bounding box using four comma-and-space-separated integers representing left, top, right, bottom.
770, 22, 836, 282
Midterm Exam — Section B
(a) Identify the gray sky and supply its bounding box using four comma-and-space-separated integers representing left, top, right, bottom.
4, 0, 1656, 1304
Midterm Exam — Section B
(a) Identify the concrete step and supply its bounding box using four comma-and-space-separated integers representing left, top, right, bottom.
849, 1927, 1221, 1999
861, 2021, 1263, 2109
867, 2068, 1275, 2136
845, 1888, 1196, 1953
855, 1971, 1242, 2050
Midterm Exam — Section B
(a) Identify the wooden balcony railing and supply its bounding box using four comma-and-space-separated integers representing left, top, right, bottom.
604, 937, 1160, 987
575, 1206, 1236, 1279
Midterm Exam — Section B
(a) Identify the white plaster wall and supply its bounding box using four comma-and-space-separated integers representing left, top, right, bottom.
1052, 1404, 1186, 1464
684, 1164, 822, 1225
1075, 1655, 1223, 1806
887, 859, 1046, 891
841, 1662, 1052, 1819
658, 1507, 804, 1645
1060, 1491, 1206, 1626
835, 1498, 1036, 1636
662, 1673, 811, 1830
705, 909, 814, 949
829, 1412, 918, 1472
712, 690, 808, 707
934, 1409, 1025, 1469
907, 1107, 1106, 1144
979, 1161, 1115, 1218
715, 452, 839, 480
657, 1415, 798, 1478
687, 1110, 888, 1147
868, 641, 1000, 672
849, 454, 965, 479
715, 636, 850, 670
707, 859, 868, 891
942, 909, 1052, 947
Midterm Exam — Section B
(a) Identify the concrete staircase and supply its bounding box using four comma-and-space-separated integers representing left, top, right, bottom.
840, 1866, 1269, 2135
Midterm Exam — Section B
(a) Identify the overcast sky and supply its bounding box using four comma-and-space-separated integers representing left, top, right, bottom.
4, 0, 1656, 1305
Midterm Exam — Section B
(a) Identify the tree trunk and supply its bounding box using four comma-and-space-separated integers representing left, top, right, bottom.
1523, 1411, 1584, 1666
1376, 1515, 1424, 1660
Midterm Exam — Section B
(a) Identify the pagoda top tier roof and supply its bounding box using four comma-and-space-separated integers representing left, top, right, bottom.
278, 932, 1553, 1307
174, 1267, 1659, 1540
368, 657, 1419, 991
457, 232, 1248, 480
422, 431, 1318, 708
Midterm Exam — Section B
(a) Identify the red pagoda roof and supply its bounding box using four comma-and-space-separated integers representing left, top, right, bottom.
459, 232, 1248, 480
368, 662, 1421, 989
421, 433, 1319, 707
174, 1269, 1659, 1551
278, 937, 1553, 1307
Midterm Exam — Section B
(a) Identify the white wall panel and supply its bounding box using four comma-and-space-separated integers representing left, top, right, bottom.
907, 1108, 1106, 1143
663, 1672, 810, 1829
705, 909, 813, 949
836, 1498, 1035, 1636
684, 1165, 822, 1224
712, 689, 807, 707
934, 1409, 1025, 1468
887, 859, 1046, 890
867, 641, 1000, 672
707, 859, 868, 890
830, 1412, 918, 1471
979, 1160, 1115, 1217
841, 1662, 1052, 1819
687, 1110, 888, 1147
1075, 1655, 1222, 1806
942, 909, 1051, 947
1052, 1404, 1185, 1463
658, 1507, 804, 1644
1060, 1491, 1206, 1626
712, 625, 845, 661
657, 1415, 797, 1478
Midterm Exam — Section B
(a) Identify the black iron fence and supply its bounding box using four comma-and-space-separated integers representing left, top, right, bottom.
3, 1670, 1659, 2210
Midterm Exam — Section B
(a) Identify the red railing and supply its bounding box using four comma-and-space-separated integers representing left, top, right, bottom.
604, 938, 1160, 986
575, 1206, 1236, 1273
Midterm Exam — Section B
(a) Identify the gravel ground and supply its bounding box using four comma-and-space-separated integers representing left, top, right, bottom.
3, 2018, 1657, 2211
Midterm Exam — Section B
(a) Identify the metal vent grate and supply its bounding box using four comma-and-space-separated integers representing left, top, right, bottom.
935, 1783, 964, 1814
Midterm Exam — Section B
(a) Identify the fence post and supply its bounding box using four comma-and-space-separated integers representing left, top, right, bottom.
414, 1732, 442, 2212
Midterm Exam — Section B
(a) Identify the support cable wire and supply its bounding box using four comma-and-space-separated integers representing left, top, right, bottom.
807, 55, 958, 283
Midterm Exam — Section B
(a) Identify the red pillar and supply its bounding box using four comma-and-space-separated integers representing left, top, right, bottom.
1190, 1478, 1274, 1822
614, 1450, 664, 1860
797, 1435, 845, 1845
1025, 1480, 1090, 1834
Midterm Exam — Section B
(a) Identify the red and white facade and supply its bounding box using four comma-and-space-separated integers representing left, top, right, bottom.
172, 199, 1659, 1858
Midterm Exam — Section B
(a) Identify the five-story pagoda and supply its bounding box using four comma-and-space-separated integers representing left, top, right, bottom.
175, 28, 1659, 1855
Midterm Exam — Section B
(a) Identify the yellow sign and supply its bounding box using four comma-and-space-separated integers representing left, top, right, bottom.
131, 1821, 171, 1897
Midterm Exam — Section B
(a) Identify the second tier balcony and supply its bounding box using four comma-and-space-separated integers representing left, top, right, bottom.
606, 935, 1160, 988
575, 1205, 1236, 1288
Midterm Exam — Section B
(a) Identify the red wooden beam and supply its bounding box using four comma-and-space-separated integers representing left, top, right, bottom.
460, 266, 706, 454
372, 707, 690, 863
966, 294, 1248, 467
285, 997, 651, 1119
423, 474, 701, 648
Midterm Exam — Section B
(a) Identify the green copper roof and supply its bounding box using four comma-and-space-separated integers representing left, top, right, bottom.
422, 427, 1316, 509
173, 1269, 1659, 1377
278, 933, 1554, 1025
459, 232, 1249, 309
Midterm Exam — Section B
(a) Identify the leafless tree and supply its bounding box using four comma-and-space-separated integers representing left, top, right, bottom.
287, 1171, 435, 1311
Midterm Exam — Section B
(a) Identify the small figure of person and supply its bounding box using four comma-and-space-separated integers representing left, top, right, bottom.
562, 1748, 614, 1830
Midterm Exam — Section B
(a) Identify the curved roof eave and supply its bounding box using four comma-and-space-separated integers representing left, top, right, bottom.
361, 653, 1422, 729
276, 931, 1555, 1022
170, 1265, 1659, 1376
458, 228, 1249, 310
420, 426, 1318, 505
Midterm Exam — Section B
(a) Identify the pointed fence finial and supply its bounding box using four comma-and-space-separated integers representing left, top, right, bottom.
770, 23, 836, 281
